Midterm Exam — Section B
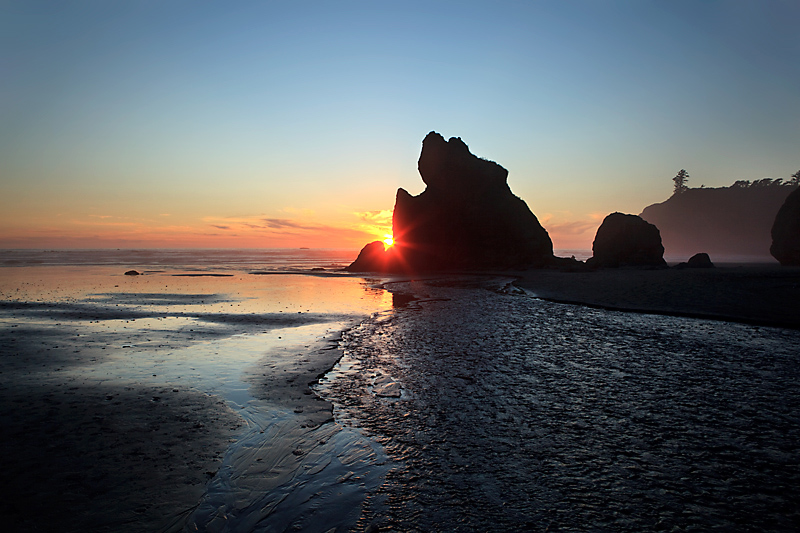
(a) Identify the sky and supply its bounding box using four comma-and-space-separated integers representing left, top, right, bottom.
1, 0, 798, 250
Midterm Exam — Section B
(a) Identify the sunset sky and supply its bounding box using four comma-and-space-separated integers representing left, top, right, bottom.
1, 1, 798, 250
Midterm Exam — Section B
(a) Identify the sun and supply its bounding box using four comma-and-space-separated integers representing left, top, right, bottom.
383, 235, 394, 248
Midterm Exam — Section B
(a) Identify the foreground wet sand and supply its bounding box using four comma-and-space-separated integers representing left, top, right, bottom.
0, 267, 390, 532
319, 276, 800, 531
0, 379, 242, 531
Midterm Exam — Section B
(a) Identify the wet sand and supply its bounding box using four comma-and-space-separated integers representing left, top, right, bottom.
0, 266, 390, 532
515, 264, 800, 329
0, 377, 242, 532
319, 276, 800, 531
3, 261, 799, 531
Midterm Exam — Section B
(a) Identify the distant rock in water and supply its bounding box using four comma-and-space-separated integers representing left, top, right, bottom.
641, 181, 797, 260
347, 132, 554, 272
770, 187, 800, 266
586, 213, 666, 269
674, 252, 715, 269
124, 270, 140, 276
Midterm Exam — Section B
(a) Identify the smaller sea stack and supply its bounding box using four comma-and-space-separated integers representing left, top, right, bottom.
587, 212, 666, 268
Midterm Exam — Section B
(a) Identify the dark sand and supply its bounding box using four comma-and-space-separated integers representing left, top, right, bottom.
0, 379, 242, 532
515, 264, 800, 329
322, 275, 800, 531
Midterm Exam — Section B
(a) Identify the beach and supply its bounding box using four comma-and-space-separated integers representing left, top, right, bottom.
0, 252, 392, 532
2, 252, 800, 531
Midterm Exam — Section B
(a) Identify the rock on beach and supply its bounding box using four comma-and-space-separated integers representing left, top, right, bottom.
586, 212, 667, 269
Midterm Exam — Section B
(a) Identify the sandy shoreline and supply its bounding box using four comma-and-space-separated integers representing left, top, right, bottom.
514, 264, 800, 329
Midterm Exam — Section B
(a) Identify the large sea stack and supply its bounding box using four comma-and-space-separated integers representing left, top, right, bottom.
770, 187, 800, 266
586, 212, 667, 269
347, 132, 554, 272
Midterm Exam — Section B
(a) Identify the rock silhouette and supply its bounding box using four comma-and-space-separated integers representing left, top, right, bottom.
347, 132, 553, 272
587, 213, 666, 269
347, 241, 392, 272
770, 187, 800, 266
675, 252, 715, 269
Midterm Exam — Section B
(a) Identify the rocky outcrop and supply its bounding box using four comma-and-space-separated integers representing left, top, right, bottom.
347, 241, 394, 272
347, 132, 554, 272
771, 187, 800, 266
674, 252, 714, 269
586, 213, 666, 268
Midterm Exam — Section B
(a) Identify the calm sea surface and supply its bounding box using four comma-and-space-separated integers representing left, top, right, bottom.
0, 248, 359, 270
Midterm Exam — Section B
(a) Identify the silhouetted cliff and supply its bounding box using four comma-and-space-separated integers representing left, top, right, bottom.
347, 132, 554, 272
771, 187, 800, 266
640, 181, 797, 260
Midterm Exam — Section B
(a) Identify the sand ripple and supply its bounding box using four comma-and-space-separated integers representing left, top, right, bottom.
318, 277, 800, 531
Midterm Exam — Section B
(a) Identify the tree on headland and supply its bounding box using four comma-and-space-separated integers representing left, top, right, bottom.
673, 169, 689, 195
790, 170, 800, 187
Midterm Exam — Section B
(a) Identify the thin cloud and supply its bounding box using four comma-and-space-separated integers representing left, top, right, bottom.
202, 214, 374, 244
355, 209, 393, 223
546, 220, 598, 235
262, 218, 322, 231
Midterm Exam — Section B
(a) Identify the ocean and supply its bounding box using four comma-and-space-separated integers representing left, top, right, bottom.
1, 249, 799, 531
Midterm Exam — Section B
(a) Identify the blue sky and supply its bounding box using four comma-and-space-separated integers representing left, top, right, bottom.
1, 0, 798, 248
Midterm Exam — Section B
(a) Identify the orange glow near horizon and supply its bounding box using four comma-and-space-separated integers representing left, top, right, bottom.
0, 207, 600, 251
0, 222, 597, 250
0, 208, 399, 250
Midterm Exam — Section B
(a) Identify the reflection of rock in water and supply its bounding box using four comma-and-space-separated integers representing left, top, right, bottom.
319, 278, 800, 532
391, 292, 416, 308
